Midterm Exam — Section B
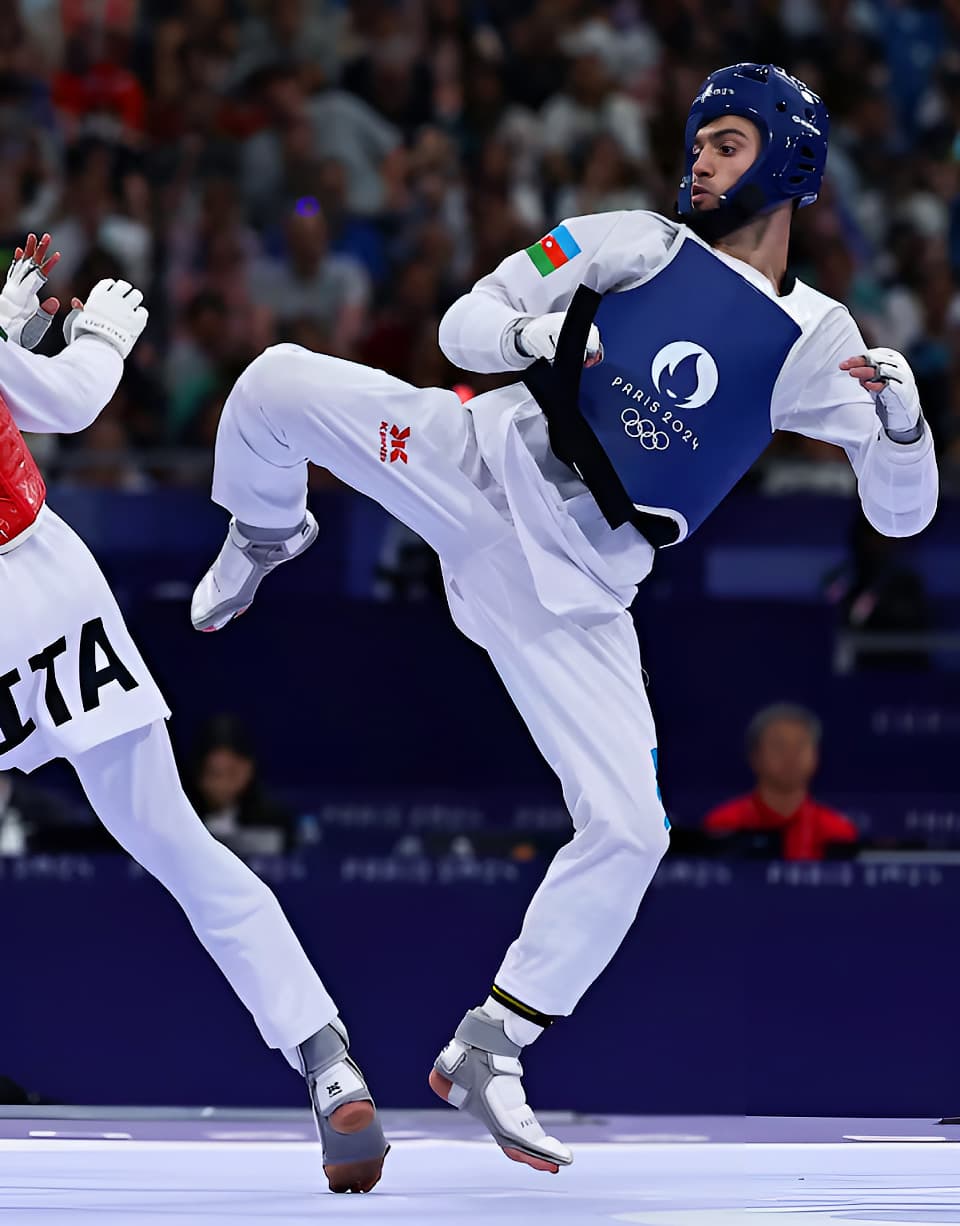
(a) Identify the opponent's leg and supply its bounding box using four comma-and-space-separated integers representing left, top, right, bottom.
297, 1018, 390, 1193
71, 719, 387, 1192
430, 548, 670, 1169
193, 345, 505, 630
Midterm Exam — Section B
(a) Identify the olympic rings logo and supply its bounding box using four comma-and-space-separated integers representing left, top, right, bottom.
621, 408, 670, 450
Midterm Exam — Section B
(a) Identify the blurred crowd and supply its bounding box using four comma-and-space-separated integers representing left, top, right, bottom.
3, 0, 959, 492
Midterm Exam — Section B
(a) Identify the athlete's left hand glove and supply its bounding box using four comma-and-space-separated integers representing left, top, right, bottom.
0, 232, 61, 350
510, 311, 604, 369
63, 278, 148, 359
839, 347, 923, 442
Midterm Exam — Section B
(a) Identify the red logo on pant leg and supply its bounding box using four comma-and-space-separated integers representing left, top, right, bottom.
379, 422, 410, 463
390, 425, 410, 463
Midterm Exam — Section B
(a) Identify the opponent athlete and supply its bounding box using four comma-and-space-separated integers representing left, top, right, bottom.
192, 64, 938, 1172
0, 235, 386, 1193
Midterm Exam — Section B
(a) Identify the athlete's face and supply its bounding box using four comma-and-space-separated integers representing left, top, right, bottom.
690, 116, 762, 210
750, 720, 819, 793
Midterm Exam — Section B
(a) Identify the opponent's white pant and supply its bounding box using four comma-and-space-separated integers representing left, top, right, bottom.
212, 345, 670, 1017
72, 719, 338, 1051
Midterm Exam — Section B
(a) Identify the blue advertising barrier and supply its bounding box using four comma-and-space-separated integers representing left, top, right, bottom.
120, 592, 958, 800
3, 853, 958, 1118
46, 486, 960, 604
35, 486, 958, 800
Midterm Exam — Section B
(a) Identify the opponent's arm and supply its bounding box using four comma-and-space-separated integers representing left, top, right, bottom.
0, 232, 61, 350
0, 276, 147, 435
781, 309, 938, 537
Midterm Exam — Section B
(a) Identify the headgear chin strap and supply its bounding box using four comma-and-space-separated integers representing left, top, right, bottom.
676, 63, 829, 240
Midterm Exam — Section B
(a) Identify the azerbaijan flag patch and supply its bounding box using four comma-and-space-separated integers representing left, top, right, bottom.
525, 225, 581, 276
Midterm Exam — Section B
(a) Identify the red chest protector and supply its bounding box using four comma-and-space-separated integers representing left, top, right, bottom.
0, 389, 46, 551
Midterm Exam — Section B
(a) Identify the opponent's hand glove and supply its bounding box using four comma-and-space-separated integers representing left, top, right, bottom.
511, 311, 603, 368
840, 347, 923, 443
0, 244, 58, 350
63, 278, 148, 359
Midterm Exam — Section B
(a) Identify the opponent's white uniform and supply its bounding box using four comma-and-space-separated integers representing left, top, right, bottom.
0, 334, 336, 1053
210, 209, 938, 1017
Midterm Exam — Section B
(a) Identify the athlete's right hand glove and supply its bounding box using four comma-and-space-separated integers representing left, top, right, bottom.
0, 232, 61, 350
510, 311, 603, 368
839, 347, 923, 443
63, 278, 148, 359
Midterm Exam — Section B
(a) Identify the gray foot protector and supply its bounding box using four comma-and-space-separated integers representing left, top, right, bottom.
298, 1019, 388, 1185
191, 513, 318, 631
433, 1008, 573, 1166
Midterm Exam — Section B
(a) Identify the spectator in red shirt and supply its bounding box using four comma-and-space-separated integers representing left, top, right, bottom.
52, 28, 146, 141
703, 704, 859, 861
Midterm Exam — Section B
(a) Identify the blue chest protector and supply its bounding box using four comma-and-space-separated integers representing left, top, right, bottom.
522, 235, 802, 547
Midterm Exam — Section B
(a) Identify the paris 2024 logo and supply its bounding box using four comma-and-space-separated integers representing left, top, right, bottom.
620, 341, 718, 450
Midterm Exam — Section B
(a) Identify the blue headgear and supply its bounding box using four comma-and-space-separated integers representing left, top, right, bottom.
676, 63, 829, 239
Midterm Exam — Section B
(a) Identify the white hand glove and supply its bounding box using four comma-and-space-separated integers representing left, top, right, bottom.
512, 311, 603, 367
63, 278, 148, 359
0, 253, 56, 350
864, 347, 922, 438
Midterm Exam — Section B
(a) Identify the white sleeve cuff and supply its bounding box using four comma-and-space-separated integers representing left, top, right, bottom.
499, 316, 534, 369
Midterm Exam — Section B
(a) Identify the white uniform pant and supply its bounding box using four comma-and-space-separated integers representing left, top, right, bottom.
72, 719, 338, 1051
212, 345, 670, 1017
